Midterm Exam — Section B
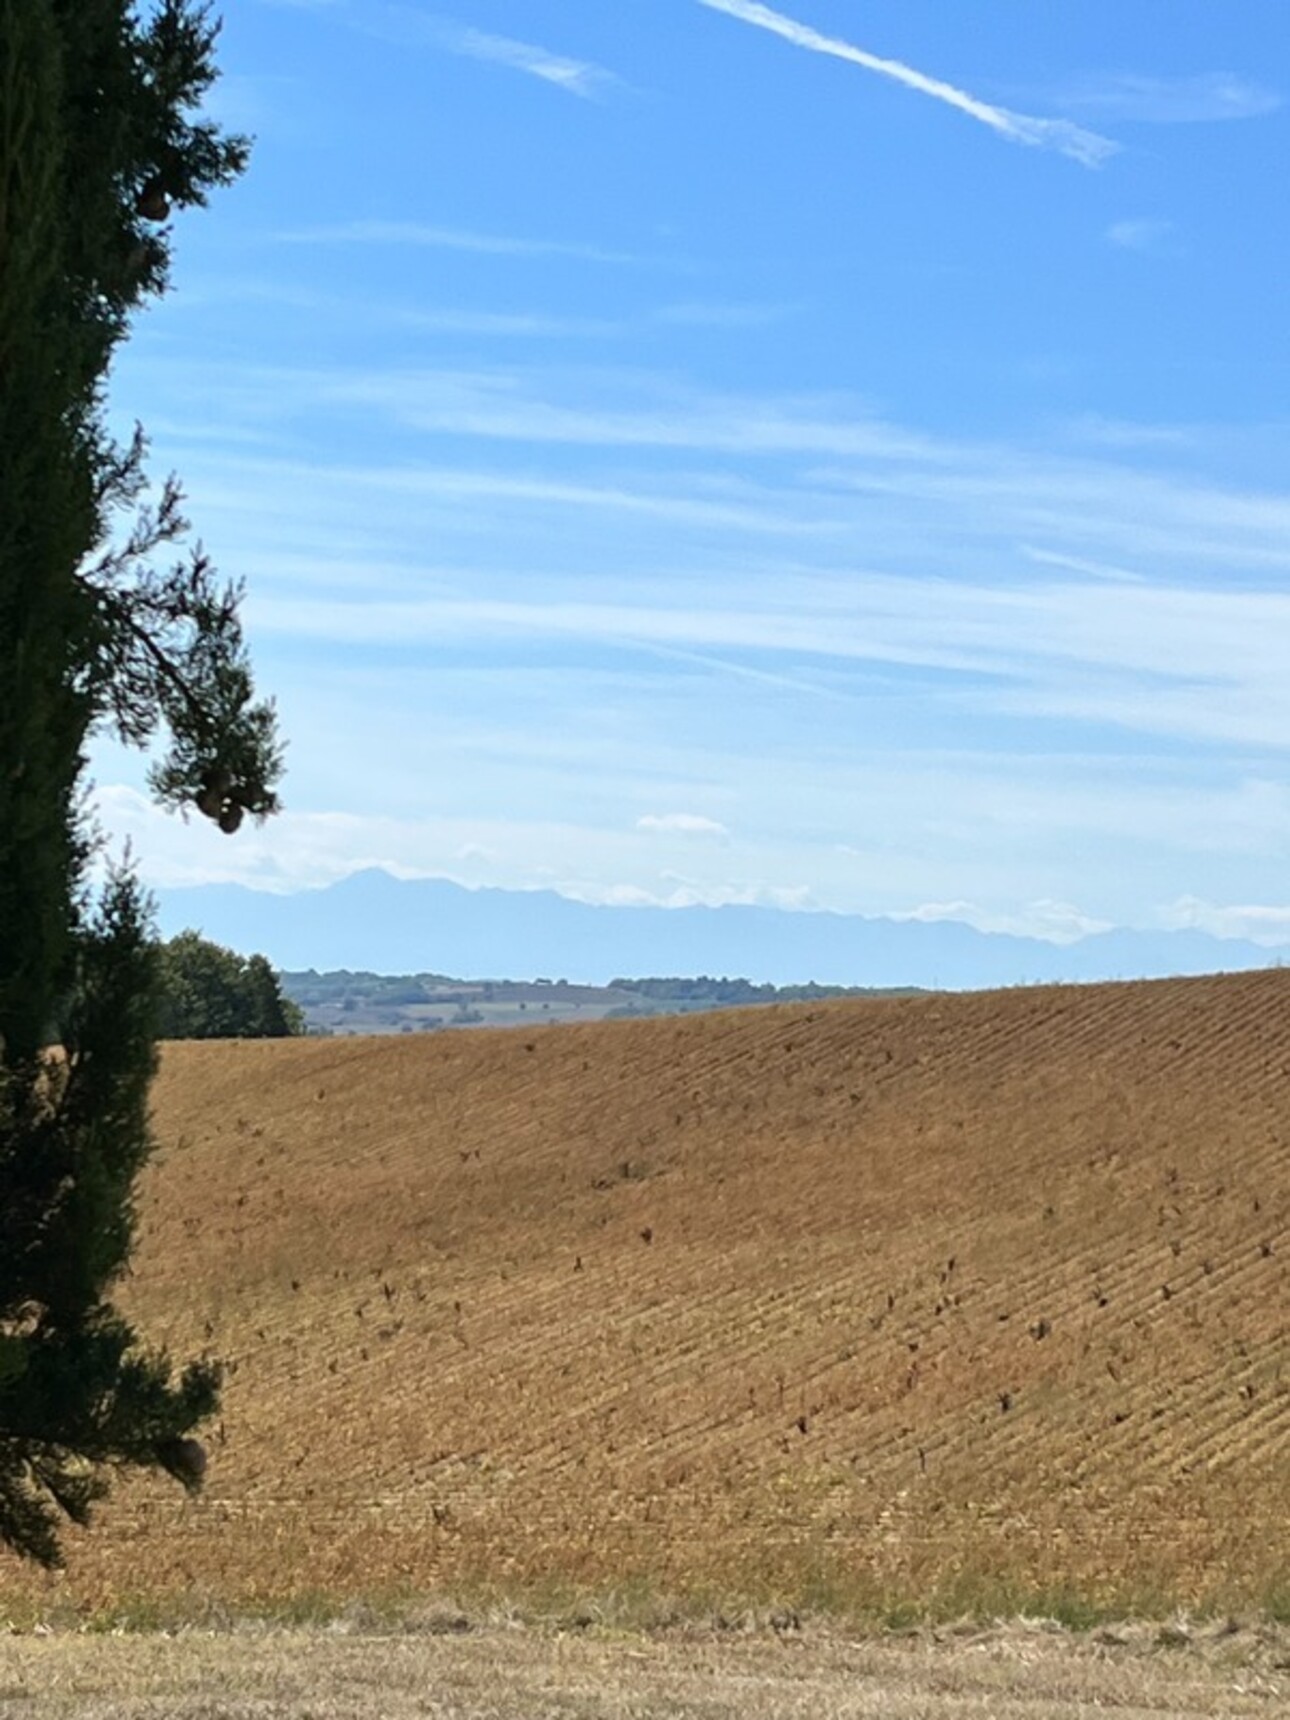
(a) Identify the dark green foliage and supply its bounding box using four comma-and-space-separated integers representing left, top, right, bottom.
0, 874, 220, 1567
0, 2, 276, 1565
158, 931, 305, 1039
82, 453, 284, 829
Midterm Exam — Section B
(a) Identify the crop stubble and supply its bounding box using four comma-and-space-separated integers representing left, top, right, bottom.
2, 1619, 1287, 1719
1, 970, 1287, 1617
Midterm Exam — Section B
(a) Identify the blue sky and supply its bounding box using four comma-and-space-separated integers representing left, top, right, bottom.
94, 0, 1290, 946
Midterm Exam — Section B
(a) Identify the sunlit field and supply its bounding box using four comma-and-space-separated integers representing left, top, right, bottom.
5, 1617, 1289, 1719
2, 972, 1287, 1626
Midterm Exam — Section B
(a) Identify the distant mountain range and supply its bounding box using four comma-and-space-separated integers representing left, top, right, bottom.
152, 868, 1283, 991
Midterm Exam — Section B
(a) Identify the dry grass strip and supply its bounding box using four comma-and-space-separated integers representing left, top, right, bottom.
2, 1618, 1288, 1720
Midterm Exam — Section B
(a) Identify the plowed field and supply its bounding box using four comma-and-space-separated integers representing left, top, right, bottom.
4, 970, 1289, 1617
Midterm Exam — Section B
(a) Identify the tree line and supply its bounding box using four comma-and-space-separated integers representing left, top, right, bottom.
157, 932, 303, 1040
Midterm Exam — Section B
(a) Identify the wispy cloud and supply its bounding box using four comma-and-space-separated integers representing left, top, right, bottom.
240, 583, 1290, 740
274, 220, 636, 264
435, 21, 615, 99
896, 898, 1113, 944
695, 0, 1118, 166
1105, 217, 1178, 254
293, 462, 843, 535
1058, 72, 1280, 125
173, 275, 627, 340
642, 642, 854, 704
318, 367, 940, 460
1060, 414, 1193, 450
637, 813, 730, 837
281, 1, 616, 99
1162, 895, 1290, 947
393, 308, 621, 339
124, 353, 1290, 583
1021, 545, 1147, 585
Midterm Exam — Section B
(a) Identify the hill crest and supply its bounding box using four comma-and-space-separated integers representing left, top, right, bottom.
3, 969, 1287, 1612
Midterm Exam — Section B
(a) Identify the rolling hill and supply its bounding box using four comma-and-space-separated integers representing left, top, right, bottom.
3, 969, 1288, 1617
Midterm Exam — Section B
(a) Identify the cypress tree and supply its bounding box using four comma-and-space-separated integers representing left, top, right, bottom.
0, 1, 280, 1565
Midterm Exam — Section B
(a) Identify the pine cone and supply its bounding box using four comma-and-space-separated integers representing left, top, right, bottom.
136, 180, 171, 222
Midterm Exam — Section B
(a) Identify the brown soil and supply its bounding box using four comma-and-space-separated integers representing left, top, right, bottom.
3, 971, 1288, 1616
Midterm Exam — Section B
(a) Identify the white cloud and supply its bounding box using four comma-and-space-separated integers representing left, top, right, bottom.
102, 341, 1290, 935
92, 740, 1290, 939
636, 813, 730, 837
90, 785, 792, 913
661, 877, 812, 909
1058, 72, 1280, 125
1060, 414, 1194, 450
437, 23, 615, 99
560, 878, 811, 910
171, 275, 626, 341
243, 577, 1290, 736
696, 0, 1117, 166
275, 222, 636, 264
395, 308, 620, 339
318, 367, 939, 459
1105, 218, 1177, 254
113, 355, 1290, 756
1020, 545, 1146, 584
898, 898, 1114, 944
1160, 896, 1290, 947
351, 466, 836, 534
164, 360, 1289, 577
293, 1, 616, 99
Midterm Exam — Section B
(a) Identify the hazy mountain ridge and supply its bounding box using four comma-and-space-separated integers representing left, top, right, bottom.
153, 868, 1280, 990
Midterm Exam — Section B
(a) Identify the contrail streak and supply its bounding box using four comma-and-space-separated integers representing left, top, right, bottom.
697, 0, 1118, 167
